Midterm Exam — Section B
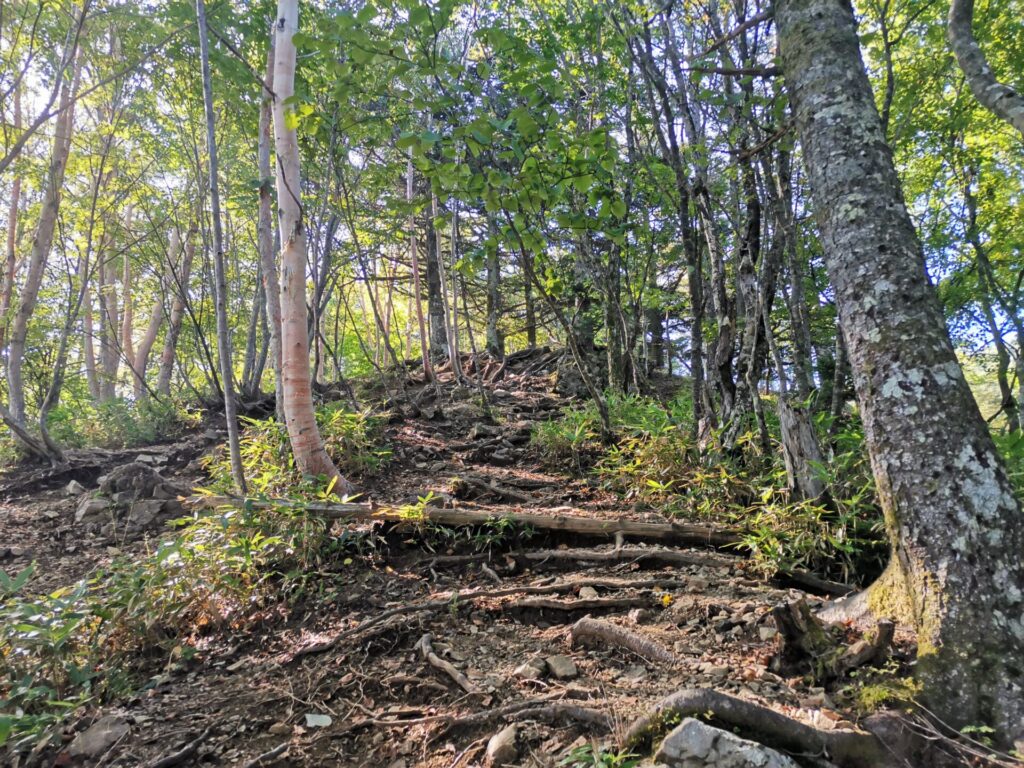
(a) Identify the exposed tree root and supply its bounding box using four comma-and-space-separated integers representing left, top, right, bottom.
772, 599, 894, 681
622, 688, 893, 768
421, 546, 735, 572
569, 616, 678, 664
501, 596, 652, 614
415, 633, 479, 694
449, 474, 533, 504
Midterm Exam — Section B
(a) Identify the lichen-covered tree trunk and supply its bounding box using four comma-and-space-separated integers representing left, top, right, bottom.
778, 0, 1024, 743
272, 0, 352, 495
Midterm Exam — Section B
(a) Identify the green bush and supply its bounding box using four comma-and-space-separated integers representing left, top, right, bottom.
45, 397, 197, 450
534, 391, 887, 583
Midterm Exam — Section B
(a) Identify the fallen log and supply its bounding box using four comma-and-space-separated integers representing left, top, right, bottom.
187, 495, 740, 548
418, 547, 736, 572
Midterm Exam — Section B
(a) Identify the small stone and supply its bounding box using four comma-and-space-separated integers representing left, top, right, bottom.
619, 664, 647, 681
514, 657, 548, 680
758, 626, 778, 642
68, 715, 130, 758
65, 480, 86, 496
469, 423, 500, 439
485, 723, 519, 767
545, 655, 577, 680
578, 586, 599, 599
268, 722, 290, 735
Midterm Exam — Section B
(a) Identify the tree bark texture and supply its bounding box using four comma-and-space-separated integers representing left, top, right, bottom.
272, 0, 352, 495
778, 0, 1024, 742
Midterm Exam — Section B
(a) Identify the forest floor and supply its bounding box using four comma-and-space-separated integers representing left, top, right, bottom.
0, 355, 921, 768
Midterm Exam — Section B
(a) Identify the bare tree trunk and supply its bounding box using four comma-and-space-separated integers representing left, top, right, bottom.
485, 219, 504, 357
523, 251, 537, 348
425, 209, 448, 362
197, 0, 246, 493
272, 0, 351, 495
7, 52, 81, 425
407, 153, 433, 378
256, 34, 285, 420
120, 206, 136, 380
98, 210, 121, 402
948, 0, 1024, 138
132, 228, 177, 399
83, 285, 100, 399
157, 226, 196, 396
0, 87, 23, 358
778, 0, 1024, 743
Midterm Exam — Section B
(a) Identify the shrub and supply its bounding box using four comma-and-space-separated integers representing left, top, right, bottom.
44, 397, 197, 451
534, 390, 887, 584
203, 404, 391, 497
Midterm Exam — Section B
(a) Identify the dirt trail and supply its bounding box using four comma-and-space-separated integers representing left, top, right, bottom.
0, 358, 892, 767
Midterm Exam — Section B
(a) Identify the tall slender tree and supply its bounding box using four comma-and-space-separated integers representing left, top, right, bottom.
196, 0, 245, 493
271, 0, 352, 495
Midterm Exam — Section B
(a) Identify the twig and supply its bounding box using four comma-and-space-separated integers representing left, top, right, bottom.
239, 742, 288, 768
148, 728, 211, 768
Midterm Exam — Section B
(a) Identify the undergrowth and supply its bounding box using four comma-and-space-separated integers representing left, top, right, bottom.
532, 391, 887, 583
0, 494, 431, 750
203, 402, 392, 497
45, 397, 200, 450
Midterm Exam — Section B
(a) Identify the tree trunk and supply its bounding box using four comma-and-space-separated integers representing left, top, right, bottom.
120, 206, 136, 380
778, 0, 1024, 743
523, 250, 537, 348
157, 226, 196, 396
256, 34, 285, 420
271, 0, 352, 495
425, 210, 448, 361
197, 0, 246, 493
406, 153, 432, 379
0, 86, 23, 359
485, 219, 504, 357
7, 54, 80, 425
132, 228, 177, 399
83, 285, 100, 399
948, 0, 1024, 139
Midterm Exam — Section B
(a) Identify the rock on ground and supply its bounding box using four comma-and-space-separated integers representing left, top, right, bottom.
68, 714, 130, 758
655, 718, 800, 768
485, 723, 519, 767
